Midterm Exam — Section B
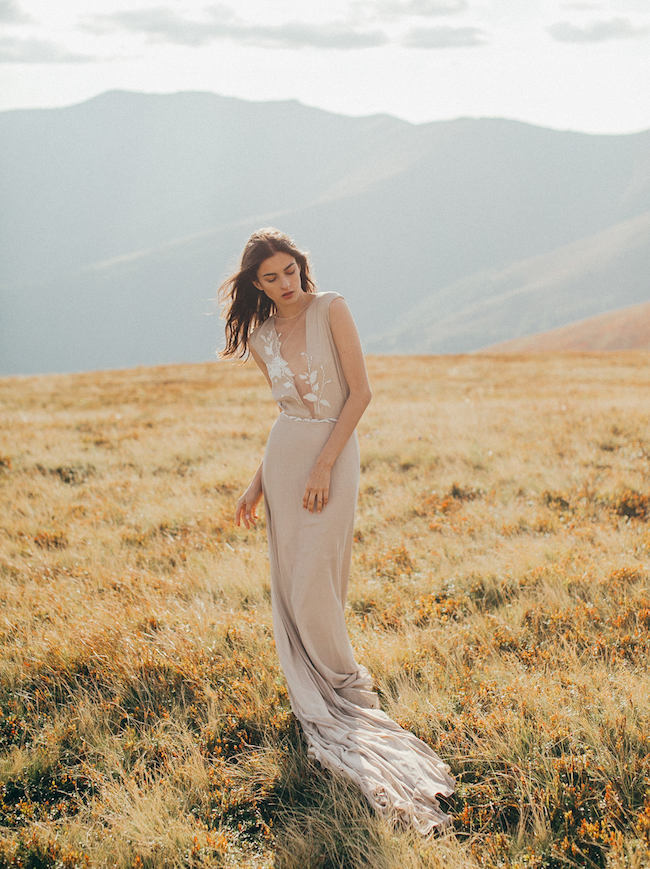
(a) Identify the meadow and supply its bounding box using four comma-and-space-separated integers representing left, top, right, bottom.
0, 352, 648, 868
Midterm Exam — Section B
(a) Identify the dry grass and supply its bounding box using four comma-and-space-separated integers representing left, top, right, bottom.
0, 352, 648, 868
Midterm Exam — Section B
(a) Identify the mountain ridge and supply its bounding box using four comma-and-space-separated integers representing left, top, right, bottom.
366, 211, 650, 353
2, 89, 649, 374
475, 300, 650, 353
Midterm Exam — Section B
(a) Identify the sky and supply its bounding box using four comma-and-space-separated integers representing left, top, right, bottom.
1, 0, 649, 134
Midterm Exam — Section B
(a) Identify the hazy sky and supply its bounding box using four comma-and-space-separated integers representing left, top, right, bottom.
1, 0, 649, 133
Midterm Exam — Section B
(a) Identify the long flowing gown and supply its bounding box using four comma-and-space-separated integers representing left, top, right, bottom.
248, 291, 455, 835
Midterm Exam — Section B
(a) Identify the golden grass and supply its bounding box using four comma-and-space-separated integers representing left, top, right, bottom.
0, 352, 648, 868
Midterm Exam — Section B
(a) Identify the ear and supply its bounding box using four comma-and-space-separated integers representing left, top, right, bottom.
253, 280, 262, 292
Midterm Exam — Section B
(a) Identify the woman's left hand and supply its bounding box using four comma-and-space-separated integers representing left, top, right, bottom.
303, 463, 331, 513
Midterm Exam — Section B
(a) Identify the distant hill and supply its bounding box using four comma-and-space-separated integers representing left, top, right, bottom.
365, 211, 650, 353
475, 300, 650, 352
1, 90, 649, 374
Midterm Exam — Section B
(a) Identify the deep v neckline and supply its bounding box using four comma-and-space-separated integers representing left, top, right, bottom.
270, 295, 318, 414
271, 294, 317, 375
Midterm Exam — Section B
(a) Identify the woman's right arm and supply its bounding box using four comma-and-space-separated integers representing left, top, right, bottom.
234, 345, 271, 529
249, 345, 272, 388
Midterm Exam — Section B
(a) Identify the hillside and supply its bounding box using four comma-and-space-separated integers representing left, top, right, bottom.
477, 300, 650, 353
0, 353, 648, 866
366, 212, 650, 353
2, 90, 650, 373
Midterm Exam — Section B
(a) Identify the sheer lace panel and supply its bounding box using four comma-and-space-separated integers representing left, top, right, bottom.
273, 308, 315, 414
254, 293, 339, 421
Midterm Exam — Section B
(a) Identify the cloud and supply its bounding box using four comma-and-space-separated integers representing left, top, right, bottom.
240, 21, 388, 49
0, 0, 29, 23
359, 0, 467, 15
548, 16, 649, 42
81, 6, 221, 45
0, 35, 93, 63
81, 5, 388, 50
402, 25, 486, 47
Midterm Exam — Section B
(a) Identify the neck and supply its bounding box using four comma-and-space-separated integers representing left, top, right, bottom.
275, 292, 311, 319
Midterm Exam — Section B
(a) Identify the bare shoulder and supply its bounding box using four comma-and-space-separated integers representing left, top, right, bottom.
319, 291, 347, 313
325, 293, 370, 394
328, 297, 362, 355
328, 295, 348, 312
328, 294, 356, 327
315, 290, 344, 309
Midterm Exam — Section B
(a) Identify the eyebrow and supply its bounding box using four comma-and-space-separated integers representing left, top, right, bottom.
261, 261, 296, 278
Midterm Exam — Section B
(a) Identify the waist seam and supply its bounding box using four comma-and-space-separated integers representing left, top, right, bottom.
279, 411, 338, 423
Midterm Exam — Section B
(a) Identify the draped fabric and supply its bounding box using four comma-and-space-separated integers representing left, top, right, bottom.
248, 292, 455, 834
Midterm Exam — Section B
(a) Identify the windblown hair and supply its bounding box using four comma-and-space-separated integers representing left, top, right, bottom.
218, 228, 316, 359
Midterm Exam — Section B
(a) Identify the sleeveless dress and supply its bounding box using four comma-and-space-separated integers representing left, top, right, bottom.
248, 291, 455, 835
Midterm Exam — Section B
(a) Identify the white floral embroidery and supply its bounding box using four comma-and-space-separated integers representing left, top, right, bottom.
259, 328, 294, 389
297, 352, 332, 414
257, 320, 333, 418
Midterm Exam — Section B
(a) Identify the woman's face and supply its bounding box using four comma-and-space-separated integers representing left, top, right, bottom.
254, 251, 302, 308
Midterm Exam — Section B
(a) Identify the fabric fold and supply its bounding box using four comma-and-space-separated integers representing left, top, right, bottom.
262, 412, 455, 834
252, 292, 455, 835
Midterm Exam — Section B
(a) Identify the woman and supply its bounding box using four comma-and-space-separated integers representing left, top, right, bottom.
219, 228, 455, 835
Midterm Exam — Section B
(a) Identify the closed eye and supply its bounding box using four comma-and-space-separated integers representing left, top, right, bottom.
266, 265, 296, 283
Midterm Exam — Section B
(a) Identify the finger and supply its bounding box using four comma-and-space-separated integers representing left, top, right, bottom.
236, 496, 248, 523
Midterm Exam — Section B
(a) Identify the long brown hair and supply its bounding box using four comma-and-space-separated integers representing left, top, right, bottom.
218, 228, 316, 359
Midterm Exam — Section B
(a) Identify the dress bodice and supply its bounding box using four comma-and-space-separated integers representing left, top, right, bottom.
249, 291, 349, 421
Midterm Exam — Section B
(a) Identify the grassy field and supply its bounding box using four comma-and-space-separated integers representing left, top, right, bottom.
0, 352, 648, 868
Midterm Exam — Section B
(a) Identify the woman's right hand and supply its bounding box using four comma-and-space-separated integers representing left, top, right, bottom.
235, 481, 263, 529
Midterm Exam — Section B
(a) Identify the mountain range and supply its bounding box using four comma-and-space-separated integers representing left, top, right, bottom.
477, 299, 650, 353
1, 89, 649, 374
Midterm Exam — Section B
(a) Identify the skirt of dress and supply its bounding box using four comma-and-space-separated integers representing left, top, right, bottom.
262, 412, 455, 835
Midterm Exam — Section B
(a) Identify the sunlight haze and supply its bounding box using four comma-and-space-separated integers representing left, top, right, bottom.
1, 0, 649, 132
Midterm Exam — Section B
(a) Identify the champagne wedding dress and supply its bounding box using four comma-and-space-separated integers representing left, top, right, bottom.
248, 291, 455, 834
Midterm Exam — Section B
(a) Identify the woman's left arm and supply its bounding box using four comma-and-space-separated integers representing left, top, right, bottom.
303, 298, 372, 512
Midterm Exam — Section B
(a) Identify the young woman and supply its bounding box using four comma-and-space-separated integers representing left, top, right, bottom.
219, 228, 455, 835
